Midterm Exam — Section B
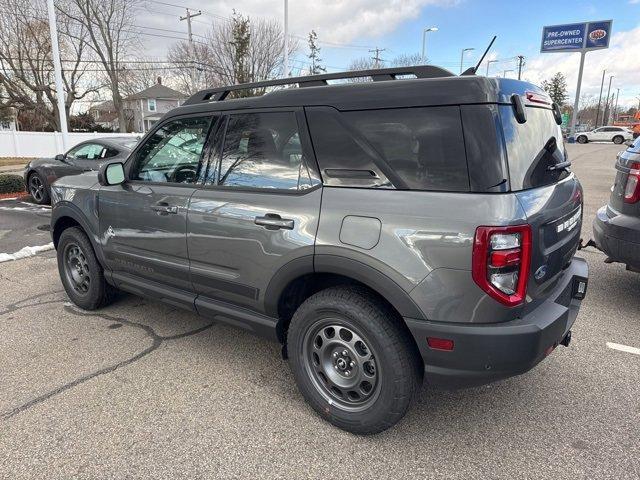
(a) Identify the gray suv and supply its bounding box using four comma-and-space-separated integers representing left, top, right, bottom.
50, 66, 588, 434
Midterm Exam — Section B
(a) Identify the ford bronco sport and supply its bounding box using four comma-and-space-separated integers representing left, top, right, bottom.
51, 65, 588, 434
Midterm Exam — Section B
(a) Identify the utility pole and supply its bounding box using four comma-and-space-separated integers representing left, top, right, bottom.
46, 0, 68, 151
369, 48, 385, 69
180, 8, 202, 91
604, 75, 614, 126
595, 69, 606, 127
516, 55, 525, 80
283, 0, 289, 77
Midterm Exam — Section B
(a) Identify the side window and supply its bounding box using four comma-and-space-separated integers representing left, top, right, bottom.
131, 116, 212, 184
104, 148, 119, 158
306, 107, 392, 188
307, 106, 469, 191
344, 107, 469, 191
215, 112, 314, 190
67, 143, 105, 160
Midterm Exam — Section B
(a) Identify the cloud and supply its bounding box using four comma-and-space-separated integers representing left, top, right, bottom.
522, 25, 640, 107
147, 0, 457, 44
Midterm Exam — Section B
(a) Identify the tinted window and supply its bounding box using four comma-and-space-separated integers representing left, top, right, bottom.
214, 112, 315, 190
500, 106, 569, 190
306, 107, 392, 188
132, 116, 212, 184
344, 107, 469, 191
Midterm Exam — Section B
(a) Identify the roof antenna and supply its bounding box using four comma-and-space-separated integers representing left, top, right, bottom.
461, 35, 496, 76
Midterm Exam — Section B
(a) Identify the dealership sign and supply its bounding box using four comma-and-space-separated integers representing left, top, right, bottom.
541, 20, 612, 53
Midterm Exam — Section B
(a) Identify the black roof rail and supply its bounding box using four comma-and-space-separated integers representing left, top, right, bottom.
182, 65, 455, 106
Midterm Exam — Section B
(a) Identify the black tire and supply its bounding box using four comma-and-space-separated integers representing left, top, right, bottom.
577, 135, 588, 144
28, 171, 50, 205
613, 135, 624, 145
287, 286, 422, 435
57, 227, 114, 310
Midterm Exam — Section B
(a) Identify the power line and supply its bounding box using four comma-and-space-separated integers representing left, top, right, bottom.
369, 47, 385, 68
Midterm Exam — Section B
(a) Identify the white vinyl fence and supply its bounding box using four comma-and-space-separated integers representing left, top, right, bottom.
0, 131, 140, 158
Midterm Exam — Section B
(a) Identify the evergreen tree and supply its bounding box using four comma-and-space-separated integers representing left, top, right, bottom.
542, 72, 568, 106
231, 11, 251, 86
307, 30, 326, 75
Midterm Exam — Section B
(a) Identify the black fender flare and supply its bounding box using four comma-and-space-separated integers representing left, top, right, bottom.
51, 202, 107, 267
263, 254, 426, 321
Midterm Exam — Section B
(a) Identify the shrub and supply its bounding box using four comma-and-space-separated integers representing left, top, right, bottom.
0, 174, 25, 194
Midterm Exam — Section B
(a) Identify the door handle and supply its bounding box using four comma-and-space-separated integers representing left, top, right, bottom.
151, 203, 179, 215
254, 214, 294, 230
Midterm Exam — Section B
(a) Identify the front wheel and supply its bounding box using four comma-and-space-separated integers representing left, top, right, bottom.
577, 135, 588, 144
613, 135, 624, 145
28, 172, 50, 204
57, 227, 114, 310
287, 286, 422, 435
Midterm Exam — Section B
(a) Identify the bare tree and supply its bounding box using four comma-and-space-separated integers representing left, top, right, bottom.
200, 11, 296, 91
59, 0, 140, 132
391, 53, 422, 67
168, 41, 218, 95
0, 0, 98, 130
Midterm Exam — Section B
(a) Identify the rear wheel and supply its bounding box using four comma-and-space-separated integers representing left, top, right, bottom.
577, 135, 588, 144
287, 286, 422, 435
57, 227, 114, 310
28, 172, 50, 204
613, 135, 624, 145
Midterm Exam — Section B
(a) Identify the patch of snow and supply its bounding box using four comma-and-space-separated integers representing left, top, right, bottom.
0, 242, 54, 263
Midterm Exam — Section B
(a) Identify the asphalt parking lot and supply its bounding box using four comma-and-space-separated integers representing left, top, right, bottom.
0, 143, 638, 479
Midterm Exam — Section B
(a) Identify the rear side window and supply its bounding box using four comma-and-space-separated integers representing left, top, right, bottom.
307, 106, 469, 191
215, 112, 316, 191
500, 106, 569, 190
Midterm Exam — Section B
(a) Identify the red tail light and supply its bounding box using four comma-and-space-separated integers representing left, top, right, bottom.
623, 162, 640, 204
472, 225, 532, 307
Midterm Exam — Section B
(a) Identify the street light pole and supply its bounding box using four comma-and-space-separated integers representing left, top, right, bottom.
486, 59, 498, 76
503, 69, 514, 78
604, 75, 614, 126
595, 69, 606, 127
613, 88, 620, 124
421, 27, 438, 64
46, 0, 68, 151
460, 47, 474, 74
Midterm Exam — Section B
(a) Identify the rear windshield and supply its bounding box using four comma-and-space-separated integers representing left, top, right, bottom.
500, 105, 569, 190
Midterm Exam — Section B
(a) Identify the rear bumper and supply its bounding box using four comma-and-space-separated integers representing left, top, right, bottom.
405, 257, 588, 389
593, 205, 640, 270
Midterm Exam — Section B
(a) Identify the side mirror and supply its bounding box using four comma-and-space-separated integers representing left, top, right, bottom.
98, 162, 126, 186
511, 94, 527, 124
55, 154, 65, 161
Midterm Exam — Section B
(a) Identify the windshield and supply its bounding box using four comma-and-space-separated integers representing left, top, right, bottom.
500, 105, 569, 190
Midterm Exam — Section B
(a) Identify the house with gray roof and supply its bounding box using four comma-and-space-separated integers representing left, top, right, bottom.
123, 78, 187, 133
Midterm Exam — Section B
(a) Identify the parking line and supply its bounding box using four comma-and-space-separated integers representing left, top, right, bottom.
606, 342, 640, 356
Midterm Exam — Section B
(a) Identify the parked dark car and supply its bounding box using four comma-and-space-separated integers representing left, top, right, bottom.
50, 66, 588, 434
23, 137, 138, 204
593, 135, 640, 271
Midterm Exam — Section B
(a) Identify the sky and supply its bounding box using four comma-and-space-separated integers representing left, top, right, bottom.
139, 0, 640, 108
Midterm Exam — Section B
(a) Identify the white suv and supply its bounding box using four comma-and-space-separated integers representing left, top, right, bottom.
576, 126, 633, 144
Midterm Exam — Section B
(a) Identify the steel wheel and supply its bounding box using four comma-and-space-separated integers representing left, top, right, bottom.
29, 174, 45, 202
303, 320, 380, 412
63, 243, 91, 295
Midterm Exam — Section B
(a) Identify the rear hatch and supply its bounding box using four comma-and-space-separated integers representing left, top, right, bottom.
607, 137, 640, 217
498, 93, 582, 308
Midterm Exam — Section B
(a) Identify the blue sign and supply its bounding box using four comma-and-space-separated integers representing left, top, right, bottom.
541, 23, 586, 52
541, 20, 612, 53
586, 21, 612, 49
